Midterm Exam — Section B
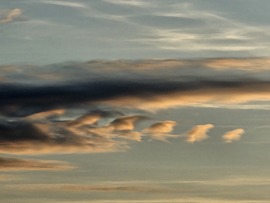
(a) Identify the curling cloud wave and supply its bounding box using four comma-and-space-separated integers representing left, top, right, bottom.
0, 58, 267, 155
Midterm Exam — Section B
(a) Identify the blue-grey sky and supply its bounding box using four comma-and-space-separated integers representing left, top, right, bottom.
1, 1, 270, 203
1, 0, 270, 64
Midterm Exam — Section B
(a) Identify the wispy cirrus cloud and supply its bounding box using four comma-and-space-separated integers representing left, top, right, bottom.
103, 0, 150, 7
0, 8, 22, 24
0, 157, 73, 171
39, 0, 87, 8
128, 2, 270, 55
9, 183, 165, 193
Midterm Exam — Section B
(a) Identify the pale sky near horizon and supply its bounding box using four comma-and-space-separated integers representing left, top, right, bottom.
1, 1, 270, 203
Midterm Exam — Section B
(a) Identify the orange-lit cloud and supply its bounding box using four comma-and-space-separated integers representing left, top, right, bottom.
6, 183, 165, 193
186, 124, 214, 143
1, 59, 270, 115
0, 8, 22, 24
67, 113, 101, 128
0, 157, 73, 171
222, 128, 245, 143
26, 109, 65, 120
204, 58, 270, 71
109, 115, 147, 131
104, 83, 270, 111
142, 120, 177, 141
0, 136, 124, 155
0, 118, 125, 155
67, 114, 145, 142
0, 59, 268, 155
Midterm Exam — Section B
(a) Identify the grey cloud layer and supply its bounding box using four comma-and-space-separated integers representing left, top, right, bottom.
0, 59, 269, 117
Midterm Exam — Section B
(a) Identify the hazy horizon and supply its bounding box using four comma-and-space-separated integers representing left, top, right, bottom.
1, 0, 270, 202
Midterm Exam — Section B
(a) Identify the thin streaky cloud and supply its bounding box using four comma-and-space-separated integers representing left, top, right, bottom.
0, 157, 74, 171
39, 0, 87, 8
0, 8, 22, 24
191, 104, 270, 111
0, 175, 19, 181
129, 2, 270, 55
6, 183, 166, 193
204, 58, 270, 71
103, 0, 150, 7
58, 201, 270, 203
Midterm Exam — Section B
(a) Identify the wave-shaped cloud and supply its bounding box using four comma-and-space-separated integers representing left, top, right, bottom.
40, 0, 87, 8
223, 128, 245, 143
186, 124, 214, 143
0, 117, 124, 155
0, 59, 266, 155
142, 120, 177, 141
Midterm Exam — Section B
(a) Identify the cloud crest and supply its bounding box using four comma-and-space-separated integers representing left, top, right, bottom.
186, 124, 214, 143
142, 121, 177, 141
223, 128, 244, 143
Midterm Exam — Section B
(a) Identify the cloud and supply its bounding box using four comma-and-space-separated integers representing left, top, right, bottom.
104, 81, 270, 111
128, 1, 270, 55
186, 124, 214, 143
67, 113, 145, 142
0, 118, 124, 155
0, 75, 269, 116
0, 59, 267, 154
103, 0, 149, 7
109, 115, 147, 131
6, 183, 165, 193
0, 157, 73, 171
26, 109, 65, 120
142, 121, 177, 141
204, 58, 270, 72
40, 0, 87, 8
55, 184, 163, 193
0, 8, 22, 24
0, 109, 148, 155
222, 128, 244, 143
67, 113, 102, 128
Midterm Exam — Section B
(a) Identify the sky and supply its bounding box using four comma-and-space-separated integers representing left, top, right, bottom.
0, 0, 270, 203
